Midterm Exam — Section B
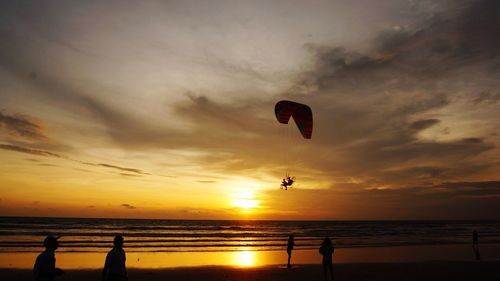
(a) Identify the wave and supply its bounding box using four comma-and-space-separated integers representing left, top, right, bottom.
1, 217, 500, 253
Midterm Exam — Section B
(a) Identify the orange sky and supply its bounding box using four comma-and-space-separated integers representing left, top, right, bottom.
1, 0, 499, 220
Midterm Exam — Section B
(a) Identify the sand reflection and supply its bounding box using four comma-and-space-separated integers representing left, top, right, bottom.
4, 244, 498, 269
233, 251, 256, 267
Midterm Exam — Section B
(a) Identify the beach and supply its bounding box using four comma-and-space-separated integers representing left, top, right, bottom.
2, 244, 500, 269
2, 218, 500, 279
1, 261, 500, 281
2, 245, 500, 280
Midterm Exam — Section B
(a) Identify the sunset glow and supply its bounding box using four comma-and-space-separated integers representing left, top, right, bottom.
232, 191, 259, 213
0, 0, 499, 220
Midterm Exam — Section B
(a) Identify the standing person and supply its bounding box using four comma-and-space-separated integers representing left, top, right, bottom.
286, 235, 295, 268
319, 237, 335, 281
102, 235, 127, 281
472, 230, 481, 260
33, 235, 64, 281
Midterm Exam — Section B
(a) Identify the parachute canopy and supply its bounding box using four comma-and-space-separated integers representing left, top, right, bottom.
274, 100, 313, 139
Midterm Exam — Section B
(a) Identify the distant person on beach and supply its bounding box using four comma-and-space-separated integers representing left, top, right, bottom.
287, 235, 295, 268
319, 237, 335, 281
33, 235, 64, 281
472, 230, 481, 260
102, 235, 127, 281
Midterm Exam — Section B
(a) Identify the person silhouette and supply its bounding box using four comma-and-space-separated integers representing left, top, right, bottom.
282, 178, 288, 188
280, 176, 295, 190
287, 235, 295, 268
33, 235, 64, 281
102, 235, 127, 281
319, 237, 335, 281
472, 230, 481, 260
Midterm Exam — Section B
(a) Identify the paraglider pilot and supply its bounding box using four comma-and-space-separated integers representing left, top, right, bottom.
281, 176, 295, 190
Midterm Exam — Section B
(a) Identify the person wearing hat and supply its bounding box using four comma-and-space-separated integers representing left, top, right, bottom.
33, 235, 64, 281
102, 235, 127, 281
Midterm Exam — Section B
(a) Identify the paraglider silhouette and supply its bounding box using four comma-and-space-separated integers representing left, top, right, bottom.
274, 100, 313, 189
275, 100, 313, 139
281, 176, 295, 190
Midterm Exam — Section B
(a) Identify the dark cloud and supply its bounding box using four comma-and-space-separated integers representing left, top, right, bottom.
470, 91, 500, 105
82, 162, 149, 175
168, 91, 492, 188
1, 143, 148, 176
379, 166, 450, 183
260, 179, 500, 220
410, 119, 440, 131
295, 0, 500, 98
0, 143, 63, 158
120, 173, 141, 177
274, 0, 500, 189
0, 11, 181, 150
175, 94, 273, 139
0, 111, 47, 140
197, 180, 217, 184
438, 181, 500, 190
25, 158, 42, 162
120, 203, 136, 209
157, 2, 500, 197
38, 163, 58, 167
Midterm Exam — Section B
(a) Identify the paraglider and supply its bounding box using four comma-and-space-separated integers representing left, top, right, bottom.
275, 100, 313, 139
274, 100, 313, 190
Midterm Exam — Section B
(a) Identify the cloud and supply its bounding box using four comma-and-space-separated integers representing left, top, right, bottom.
440, 181, 500, 189
1, 143, 148, 176
82, 162, 149, 175
435, 181, 500, 198
470, 91, 500, 105
257, 179, 500, 220
410, 119, 440, 131
271, 0, 500, 188
0, 111, 47, 140
38, 163, 58, 167
124, 0, 499, 197
0, 143, 63, 158
120, 173, 140, 177
175, 94, 273, 139
120, 203, 136, 209
293, 1, 500, 99
0, 0, 498, 219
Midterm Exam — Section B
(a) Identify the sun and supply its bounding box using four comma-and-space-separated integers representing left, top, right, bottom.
232, 191, 259, 212
233, 198, 258, 209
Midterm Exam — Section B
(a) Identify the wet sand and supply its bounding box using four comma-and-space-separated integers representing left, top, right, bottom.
1, 261, 499, 281
2, 244, 499, 269
2, 244, 499, 280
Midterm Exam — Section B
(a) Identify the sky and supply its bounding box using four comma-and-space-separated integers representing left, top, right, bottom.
0, 0, 499, 220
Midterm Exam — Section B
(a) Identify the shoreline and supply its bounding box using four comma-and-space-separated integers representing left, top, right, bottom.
1, 243, 499, 269
1, 261, 500, 281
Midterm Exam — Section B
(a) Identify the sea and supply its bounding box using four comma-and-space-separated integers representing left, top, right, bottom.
1, 217, 499, 253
